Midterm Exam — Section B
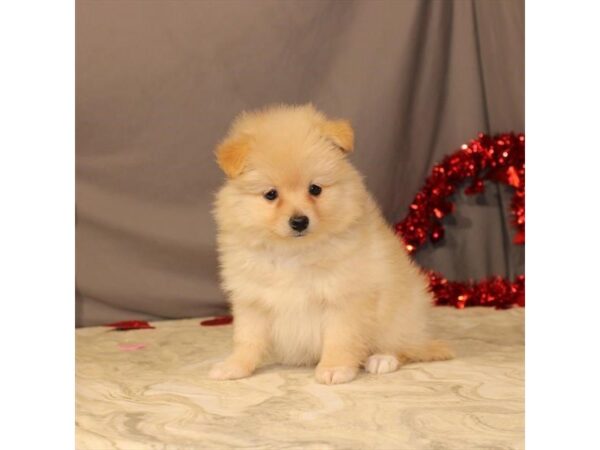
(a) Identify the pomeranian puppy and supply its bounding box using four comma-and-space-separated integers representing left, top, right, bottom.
210, 104, 453, 384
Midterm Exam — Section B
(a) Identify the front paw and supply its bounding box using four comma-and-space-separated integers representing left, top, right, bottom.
315, 365, 358, 385
209, 359, 253, 380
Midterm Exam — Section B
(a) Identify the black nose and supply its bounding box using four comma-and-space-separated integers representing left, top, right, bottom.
289, 215, 309, 232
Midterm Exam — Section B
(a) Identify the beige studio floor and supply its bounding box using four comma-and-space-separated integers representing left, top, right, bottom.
76, 307, 524, 450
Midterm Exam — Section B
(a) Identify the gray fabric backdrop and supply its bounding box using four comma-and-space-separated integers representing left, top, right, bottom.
76, 0, 524, 327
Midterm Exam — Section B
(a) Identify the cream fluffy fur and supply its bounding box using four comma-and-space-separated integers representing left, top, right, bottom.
210, 104, 453, 384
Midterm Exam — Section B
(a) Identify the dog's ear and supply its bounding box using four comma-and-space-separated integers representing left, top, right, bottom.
215, 135, 251, 178
320, 119, 354, 153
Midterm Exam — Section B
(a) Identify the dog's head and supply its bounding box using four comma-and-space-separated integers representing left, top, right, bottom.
214, 104, 367, 244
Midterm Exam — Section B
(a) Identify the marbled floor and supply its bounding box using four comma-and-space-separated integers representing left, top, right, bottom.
76, 308, 524, 450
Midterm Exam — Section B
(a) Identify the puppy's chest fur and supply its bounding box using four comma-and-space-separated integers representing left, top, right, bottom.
226, 241, 367, 306
223, 240, 371, 365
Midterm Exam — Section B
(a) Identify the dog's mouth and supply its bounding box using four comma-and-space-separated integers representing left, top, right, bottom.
292, 231, 308, 238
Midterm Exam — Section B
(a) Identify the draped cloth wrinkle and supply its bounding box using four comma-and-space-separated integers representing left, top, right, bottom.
76, 0, 524, 326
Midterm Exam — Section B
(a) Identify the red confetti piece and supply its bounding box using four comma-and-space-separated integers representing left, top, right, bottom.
200, 315, 234, 326
104, 320, 155, 330
395, 133, 525, 309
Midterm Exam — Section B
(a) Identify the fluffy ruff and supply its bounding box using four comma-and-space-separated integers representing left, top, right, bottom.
210, 104, 453, 384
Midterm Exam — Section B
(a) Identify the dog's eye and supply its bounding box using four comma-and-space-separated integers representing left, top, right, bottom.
308, 184, 322, 196
264, 189, 278, 201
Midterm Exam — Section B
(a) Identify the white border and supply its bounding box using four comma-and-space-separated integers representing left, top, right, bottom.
0, 1, 74, 447
2, 0, 599, 447
527, 0, 600, 448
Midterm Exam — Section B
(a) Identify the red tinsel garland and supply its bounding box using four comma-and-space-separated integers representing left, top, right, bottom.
395, 133, 525, 309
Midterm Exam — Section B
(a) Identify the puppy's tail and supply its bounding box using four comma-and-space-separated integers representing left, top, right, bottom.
397, 340, 455, 364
